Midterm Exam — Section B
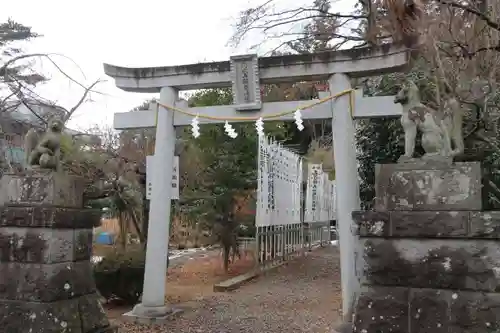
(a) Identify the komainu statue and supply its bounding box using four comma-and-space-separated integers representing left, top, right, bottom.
24, 116, 64, 171
394, 80, 464, 161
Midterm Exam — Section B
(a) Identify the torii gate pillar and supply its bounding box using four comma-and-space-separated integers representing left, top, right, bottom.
330, 73, 361, 316
130, 87, 177, 318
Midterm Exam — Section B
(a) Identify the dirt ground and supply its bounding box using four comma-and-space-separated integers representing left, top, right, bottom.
108, 246, 342, 333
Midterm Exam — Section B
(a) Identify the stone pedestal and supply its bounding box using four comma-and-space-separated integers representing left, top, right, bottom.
0, 172, 116, 333
349, 161, 500, 333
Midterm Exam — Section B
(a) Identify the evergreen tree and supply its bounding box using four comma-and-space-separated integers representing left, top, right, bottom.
180, 88, 287, 271
0, 18, 46, 106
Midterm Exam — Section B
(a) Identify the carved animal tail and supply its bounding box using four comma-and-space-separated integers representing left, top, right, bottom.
448, 98, 465, 155
23, 128, 39, 166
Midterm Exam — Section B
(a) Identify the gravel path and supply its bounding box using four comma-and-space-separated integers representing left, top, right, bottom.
118, 246, 342, 333
93, 246, 218, 267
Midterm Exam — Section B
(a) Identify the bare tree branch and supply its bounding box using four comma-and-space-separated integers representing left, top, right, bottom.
1, 53, 105, 124
63, 79, 103, 123
437, 0, 500, 32
229, 0, 369, 51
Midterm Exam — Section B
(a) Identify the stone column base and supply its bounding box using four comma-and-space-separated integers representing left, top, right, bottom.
0, 172, 116, 333
0, 294, 117, 332
122, 303, 183, 325
332, 322, 352, 333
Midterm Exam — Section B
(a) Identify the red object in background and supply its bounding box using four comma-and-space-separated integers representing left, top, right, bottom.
315, 84, 329, 92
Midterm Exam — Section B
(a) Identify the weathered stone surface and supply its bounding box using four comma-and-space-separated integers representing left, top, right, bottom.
352, 211, 390, 237
74, 229, 93, 261
374, 165, 413, 210
353, 286, 409, 333
0, 206, 102, 229
359, 239, 500, 292
0, 261, 95, 301
0, 172, 115, 333
409, 289, 449, 333
353, 287, 500, 333
355, 210, 500, 239
79, 293, 113, 332
354, 210, 471, 238
450, 290, 500, 333
375, 162, 482, 211
352, 287, 500, 333
396, 158, 454, 169
0, 295, 116, 333
391, 211, 469, 238
0, 172, 84, 208
470, 211, 500, 238
0, 227, 97, 263
354, 161, 500, 332
0, 228, 48, 263
0, 298, 82, 333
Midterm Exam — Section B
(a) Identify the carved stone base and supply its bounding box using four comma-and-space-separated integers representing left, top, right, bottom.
0, 172, 115, 332
122, 303, 183, 325
0, 294, 117, 333
352, 287, 499, 333
351, 162, 500, 333
332, 322, 353, 333
396, 155, 454, 168
0, 172, 84, 208
375, 162, 482, 211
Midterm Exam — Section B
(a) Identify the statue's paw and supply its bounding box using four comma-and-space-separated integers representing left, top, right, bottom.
38, 154, 58, 170
450, 149, 464, 158
440, 152, 451, 158
422, 153, 448, 161
398, 155, 414, 163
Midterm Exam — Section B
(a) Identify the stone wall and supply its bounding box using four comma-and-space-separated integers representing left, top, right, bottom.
0, 172, 116, 332
351, 161, 500, 333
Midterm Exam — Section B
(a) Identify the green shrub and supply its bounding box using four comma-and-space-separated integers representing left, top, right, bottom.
93, 247, 145, 305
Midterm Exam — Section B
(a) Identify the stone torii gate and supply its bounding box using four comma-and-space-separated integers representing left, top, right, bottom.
103, 45, 409, 321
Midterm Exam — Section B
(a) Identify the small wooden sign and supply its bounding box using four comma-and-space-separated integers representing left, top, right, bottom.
146, 155, 179, 200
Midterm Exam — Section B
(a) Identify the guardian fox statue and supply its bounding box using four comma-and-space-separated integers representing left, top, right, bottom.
394, 81, 464, 161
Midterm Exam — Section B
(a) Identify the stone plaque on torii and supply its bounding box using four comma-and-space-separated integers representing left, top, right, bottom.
230, 54, 261, 111
103, 44, 409, 322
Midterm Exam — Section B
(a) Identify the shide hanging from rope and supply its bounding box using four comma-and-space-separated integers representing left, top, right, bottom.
151, 89, 355, 139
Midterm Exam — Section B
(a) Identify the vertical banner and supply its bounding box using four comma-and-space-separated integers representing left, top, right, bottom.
256, 137, 264, 226
304, 164, 322, 222
304, 163, 336, 222
296, 157, 303, 223
330, 180, 337, 220
256, 136, 303, 227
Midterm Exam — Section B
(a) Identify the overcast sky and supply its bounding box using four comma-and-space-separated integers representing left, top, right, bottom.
2, 0, 352, 131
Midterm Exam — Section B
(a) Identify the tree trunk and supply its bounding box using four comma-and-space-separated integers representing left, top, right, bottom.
129, 209, 146, 244
118, 212, 127, 250
223, 245, 230, 272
